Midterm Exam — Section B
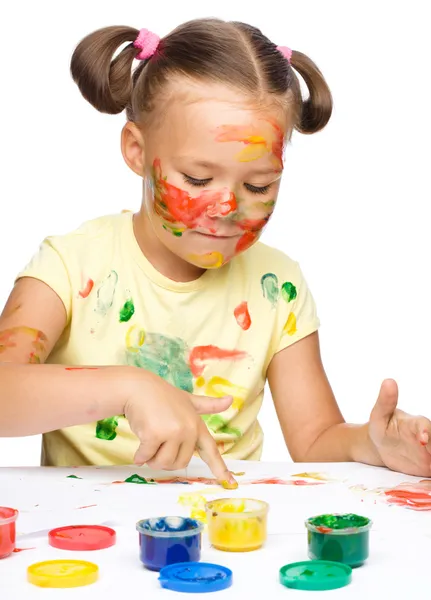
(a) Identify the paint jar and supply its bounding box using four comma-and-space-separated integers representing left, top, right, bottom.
305, 513, 372, 568
136, 517, 203, 571
205, 498, 268, 552
0, 507, 18, 558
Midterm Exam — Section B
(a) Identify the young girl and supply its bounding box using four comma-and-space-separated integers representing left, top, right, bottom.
1, 18, 430, 483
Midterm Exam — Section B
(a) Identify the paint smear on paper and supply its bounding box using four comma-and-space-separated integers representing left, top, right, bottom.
249, 478, 323, 486
124, 474, 156, 484
292, 472, 330, 481
261, 273, 279, 306
126, 331, 194, 393
189, 345, 248, 377
78, 278, 94, 299
281, 281, 297, 303
13, 547, 35, 553
119, 299, 135, 323
66, 474, 82, 479
283, 312, 297, 336
95, 270, 118, 316
383, 480, 431, 510
234, 301, 251, 330
77, 504, 97, 509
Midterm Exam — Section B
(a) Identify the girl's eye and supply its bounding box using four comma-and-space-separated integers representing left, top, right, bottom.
182, 174, 212, 187
245, 183, 271, 195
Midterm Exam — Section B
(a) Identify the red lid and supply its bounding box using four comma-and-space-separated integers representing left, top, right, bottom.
48, 525, 116, 551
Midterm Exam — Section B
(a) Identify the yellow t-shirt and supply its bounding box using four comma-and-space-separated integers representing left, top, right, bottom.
17, 212, 319, 466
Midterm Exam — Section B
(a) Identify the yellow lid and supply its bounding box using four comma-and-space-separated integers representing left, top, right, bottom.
27, 559, 99, 588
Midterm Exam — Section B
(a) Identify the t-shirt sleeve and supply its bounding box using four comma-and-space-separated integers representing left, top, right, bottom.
273, 261, 320, 355
15, 238, 73, 324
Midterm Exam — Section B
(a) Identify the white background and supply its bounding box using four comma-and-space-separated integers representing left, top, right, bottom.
0, 0, 429, 466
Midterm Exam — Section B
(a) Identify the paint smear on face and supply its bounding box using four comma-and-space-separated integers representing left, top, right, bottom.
283, 312, 297, 336
281, 281, 297, 303
152, 159, 237, 234
0, 326, 48, 363
214, 120, 285, 169
236, 231, 258, 254
234, 301, 251, 330
79, 278, 94, 299
188, 251, 224, 269
261, 273, 279, 306
119, 299, 135, 323
126, 331, 194, 393
95, 271, 118, 316
189, 345, 248, 377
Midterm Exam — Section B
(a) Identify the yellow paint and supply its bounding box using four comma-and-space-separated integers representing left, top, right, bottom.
292, 472, 328, 481
205, 376, 247, 411
206, 498, 268, 552
125, 325, 145, 351
221, 480, 239, 490
236, 140, 268, 162
283, 312, 297, 336
195, 377, 205, 388
188, 251, 224, 269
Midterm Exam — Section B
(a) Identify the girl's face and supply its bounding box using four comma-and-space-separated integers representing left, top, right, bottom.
138, 82, 287, 269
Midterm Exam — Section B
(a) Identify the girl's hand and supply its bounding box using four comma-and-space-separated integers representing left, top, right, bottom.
124, 370, 237, 486
368, 379, 431, 477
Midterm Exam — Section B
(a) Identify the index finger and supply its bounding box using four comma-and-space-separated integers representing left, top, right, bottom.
196, 421, 238, 489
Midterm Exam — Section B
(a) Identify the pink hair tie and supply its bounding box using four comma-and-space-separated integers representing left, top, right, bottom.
277, 45, 293, 63
134, 28, 160, 60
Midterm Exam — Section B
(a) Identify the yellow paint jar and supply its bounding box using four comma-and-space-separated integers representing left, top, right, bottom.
205, 498, 268, 552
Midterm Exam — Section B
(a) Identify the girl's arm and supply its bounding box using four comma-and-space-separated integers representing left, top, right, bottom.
267, 331, 384, 465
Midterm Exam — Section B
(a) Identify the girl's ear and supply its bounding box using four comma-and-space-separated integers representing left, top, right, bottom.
121, 122, 145, 176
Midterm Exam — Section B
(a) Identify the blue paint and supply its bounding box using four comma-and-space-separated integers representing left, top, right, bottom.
136, 517, 203, 572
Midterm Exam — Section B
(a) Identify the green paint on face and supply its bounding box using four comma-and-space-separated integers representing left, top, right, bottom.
308, 514, 370, 530
95, 270, 118, 316
201, 414, 226, 432
96, 416, 120, 440
126, 332, 193, 393
162, 224, 183, 237
124, 474, 156, 484
219, 425, 242, 437
119, 299, 135, 323
281, 281, 297, 303
66, 474, 82, 479
261, 273, 279, 306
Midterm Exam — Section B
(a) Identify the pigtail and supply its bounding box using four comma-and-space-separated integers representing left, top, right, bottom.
70, 25, 140, 115
290, 50, 333, 134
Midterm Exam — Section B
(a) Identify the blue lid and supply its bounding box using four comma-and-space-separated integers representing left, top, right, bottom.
159, 562, 233, 593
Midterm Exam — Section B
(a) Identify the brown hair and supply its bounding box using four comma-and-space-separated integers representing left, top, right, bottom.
71, 18, 332, 134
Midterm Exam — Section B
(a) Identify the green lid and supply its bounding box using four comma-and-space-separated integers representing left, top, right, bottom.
279, 560, 352, 591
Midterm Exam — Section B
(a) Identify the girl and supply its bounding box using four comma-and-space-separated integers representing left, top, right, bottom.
1, 18, 430, 482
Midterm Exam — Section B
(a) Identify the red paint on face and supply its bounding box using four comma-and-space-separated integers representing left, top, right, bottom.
189, 345, 248, 377
153, 159, 237, 230
234, 302, 251, 330
236, 231, 258, 253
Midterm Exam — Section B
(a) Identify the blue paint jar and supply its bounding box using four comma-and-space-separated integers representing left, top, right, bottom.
136, 517, 203, 572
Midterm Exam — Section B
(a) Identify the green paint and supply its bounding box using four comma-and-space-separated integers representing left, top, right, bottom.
281, 281, 297, 303
126, 332, 193, 393
261, 273, 279, 306
306, 513, 371, 568
219, 425, 242, 437
66, 474, 82, 479
201, 414, 226, 432
308, 514, 370, 530
95, 270, 118, 316
119, 299, 135, 322
124, 474, 156, 484
162, 224, 183, 237
96, 416, 120, 440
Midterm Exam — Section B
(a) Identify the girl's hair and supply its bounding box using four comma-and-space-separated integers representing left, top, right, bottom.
71, 18, 332, 134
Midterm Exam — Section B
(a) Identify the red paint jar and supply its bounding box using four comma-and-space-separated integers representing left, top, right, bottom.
0, 507, 18, 558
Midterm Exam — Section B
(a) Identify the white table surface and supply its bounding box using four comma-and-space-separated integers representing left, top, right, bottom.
1, 458, 430, 598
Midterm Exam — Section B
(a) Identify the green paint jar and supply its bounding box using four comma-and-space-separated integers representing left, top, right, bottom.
305, 513, 372, 568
